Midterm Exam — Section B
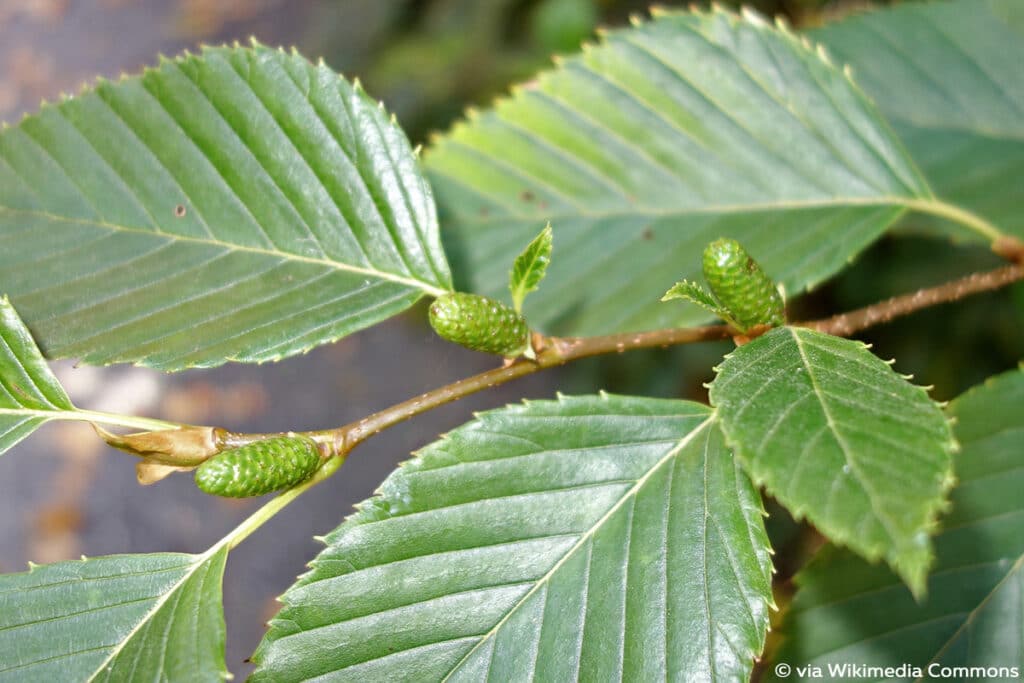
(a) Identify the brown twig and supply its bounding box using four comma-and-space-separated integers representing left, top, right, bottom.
802, 263, 1024, 337
281, 261, 1023, 455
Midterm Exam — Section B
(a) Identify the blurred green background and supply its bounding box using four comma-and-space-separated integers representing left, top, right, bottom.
0, 0, 1018, 675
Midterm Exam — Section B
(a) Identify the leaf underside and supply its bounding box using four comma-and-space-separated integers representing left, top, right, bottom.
770, 366, 1024, 680
426, 6, 930, 337
0, 43, 451, 371
252, 395, 773, 682
0, 548, 229, 682
813, 0, 1024, 238
710, 327, 955, 595
0, 297, 73, 456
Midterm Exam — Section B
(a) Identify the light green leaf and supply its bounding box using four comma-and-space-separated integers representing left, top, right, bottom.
0, 43, 451, 371
0, 297, 177, 456
709, 327, 955, 595
0, 296, 73, 455
509, 223, 552, 313
813, 0, 1024, 239
0, 547, 229, 682
426, 6, 935, 337
252, 395, 773, 682
661, 279, 736, 327
768, 366, 1024, 680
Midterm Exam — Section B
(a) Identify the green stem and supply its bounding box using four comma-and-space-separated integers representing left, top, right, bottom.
133, 262, 1024, 554
59, 409, 179, 432
902, 198, 1004, 242
217, 455, 345, 552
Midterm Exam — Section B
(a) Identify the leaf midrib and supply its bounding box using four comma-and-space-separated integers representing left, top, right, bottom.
83, 548, 222, 683
439, 416, 715, 681
435, 190, 922, 225
789, 329, 903, 551
0, 206, 448, 298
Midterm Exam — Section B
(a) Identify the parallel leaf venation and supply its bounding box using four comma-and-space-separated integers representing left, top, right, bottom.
252, 395, 773, 681
0, 44, 451, 369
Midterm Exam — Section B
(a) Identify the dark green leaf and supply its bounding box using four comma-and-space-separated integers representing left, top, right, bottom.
0, 44, 451, 370
768, 366, 1024, 680
813, 0, 1024, 239
710, 327, 955, 595
427, 6, 932, 336
252, 395, 773, 681
509, 223, 552, 313
0, 547, 229, 682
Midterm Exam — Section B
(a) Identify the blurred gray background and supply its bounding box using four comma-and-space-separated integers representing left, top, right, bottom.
2, 0, 1019, 676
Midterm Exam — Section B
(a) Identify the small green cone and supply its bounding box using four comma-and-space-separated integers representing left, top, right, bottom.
702, 238, 785, 332
195, 436, 322, 498
429, 293, 530, 357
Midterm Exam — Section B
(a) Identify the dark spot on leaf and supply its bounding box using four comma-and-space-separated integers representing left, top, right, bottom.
520, 190, 535, 202
174, 204, 187, 218
478, 206, 490, 217
10, 383, 34, 401
642, 228, 654, 241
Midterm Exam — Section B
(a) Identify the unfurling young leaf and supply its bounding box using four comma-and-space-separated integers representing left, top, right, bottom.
429, 292, 530, 358
509, 223, 553, 313
702, 238, 785, 332
195, 435, 324, 498
661, 279, 739, 329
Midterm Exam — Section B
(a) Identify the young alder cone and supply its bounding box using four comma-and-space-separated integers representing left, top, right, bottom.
194, 436, 322, 498
429, 292, 530, 357
702, 238, 785, 330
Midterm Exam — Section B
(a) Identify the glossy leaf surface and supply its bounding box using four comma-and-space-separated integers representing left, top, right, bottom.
710, 327, 955, 595
509, 223, 552, 313
0, 44, 451, 370
0, 548, 229, 682
252, 395, 773, 681
769, 366, 1024, 679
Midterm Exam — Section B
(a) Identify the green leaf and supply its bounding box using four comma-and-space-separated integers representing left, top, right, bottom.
709, 327, 955, 595
0, 296, 178, 456
0, 547, 229, 681
0, 296, 73, 456
252, 395, 773, 681
768, 366, 1024, 680
508, 223, 552, 313
813, 0, 1024, 239
661, 279, 736, 326
0, 43, 451, 371
426, 6, 933, 337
